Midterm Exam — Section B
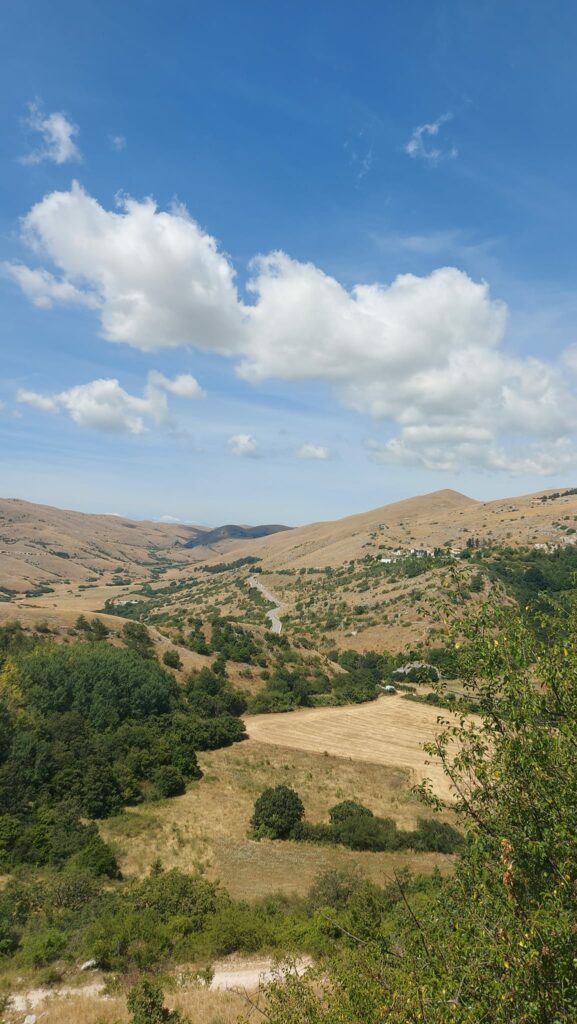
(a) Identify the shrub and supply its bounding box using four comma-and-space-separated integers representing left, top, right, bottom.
127, 979, 189, 1023
19, 925, 67, 967
162, 649, 182, 670
68, 835, 121, 878
329, 801, 374, 826
123, 621, 155, 660
307, 868, 364, 911
251, 786, 305, 839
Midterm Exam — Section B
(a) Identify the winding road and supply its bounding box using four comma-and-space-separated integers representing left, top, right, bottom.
248, 575, 286, 634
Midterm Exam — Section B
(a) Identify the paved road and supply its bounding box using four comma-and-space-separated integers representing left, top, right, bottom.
248, 576, 286, 634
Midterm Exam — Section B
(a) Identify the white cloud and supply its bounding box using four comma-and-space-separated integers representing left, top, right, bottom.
158, 514, 181, 523
404, 112, 457, 165
8, 183, 577, 475
229, 433, 258, 457
2, 263, 99, 309
12, 181, 245, 352
147, 370, 205, 399
240, 258, 505, 387
296, 443, 331, 460
16, 371, 204, 435
109, 134, 126, 151
20, 102, 81, 165
16, 389, 59, 413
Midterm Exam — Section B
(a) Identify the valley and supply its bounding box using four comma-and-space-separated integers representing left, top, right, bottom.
1, 486, 576, 1022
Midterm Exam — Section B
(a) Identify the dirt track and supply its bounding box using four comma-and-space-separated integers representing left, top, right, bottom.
6, 958, 312, 1014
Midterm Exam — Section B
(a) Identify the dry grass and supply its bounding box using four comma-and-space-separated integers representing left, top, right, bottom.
101, 735, 456, 898
245, 695, 456, 802
4, 985, 250, 1024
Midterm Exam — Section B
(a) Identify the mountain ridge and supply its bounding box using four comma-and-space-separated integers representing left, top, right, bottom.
1, 486, 576, 595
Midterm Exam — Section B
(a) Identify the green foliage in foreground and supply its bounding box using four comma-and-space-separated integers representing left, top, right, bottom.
261, 598, 577, 1023
0, 859, 441, 973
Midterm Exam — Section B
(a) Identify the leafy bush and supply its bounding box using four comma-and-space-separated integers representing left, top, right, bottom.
123, 621, 156, 659
162, 648, 182, 670
260, 793, 462, 854
127, 979, 190, 1023
251, 786, 305, 838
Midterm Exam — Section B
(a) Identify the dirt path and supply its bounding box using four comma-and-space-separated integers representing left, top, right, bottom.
8, 982, 107, 1012
210, 955, 312, 990
248, 575, 286, 634
6, 958, 313, 1013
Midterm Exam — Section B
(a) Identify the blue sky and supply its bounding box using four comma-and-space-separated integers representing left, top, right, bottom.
2, 1, 577, 525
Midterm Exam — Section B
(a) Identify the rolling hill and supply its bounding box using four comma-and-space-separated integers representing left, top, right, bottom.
210, 486, 577, 568
2, 488, 577, 656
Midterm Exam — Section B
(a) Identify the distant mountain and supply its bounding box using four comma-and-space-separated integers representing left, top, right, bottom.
182, 524, 291, 549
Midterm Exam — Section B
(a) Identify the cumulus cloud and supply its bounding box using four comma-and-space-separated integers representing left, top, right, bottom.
296, 443, 331, 460
8, 183, 577, 475
16, 371, 203, 435
404, 112, 457, 164
158, 514, 181, 523
147, 371, 205, 399
20, 102, 81, 165
229, 433, 258, 457
6, 181, 245, 352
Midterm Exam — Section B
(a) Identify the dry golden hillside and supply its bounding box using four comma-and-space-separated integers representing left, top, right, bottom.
222, 486, 577, 568
0, 497, 209, 592
2, 487, 577, 658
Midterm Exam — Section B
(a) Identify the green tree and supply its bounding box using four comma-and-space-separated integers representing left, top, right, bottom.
163, 648, 182, 670
153, 765, 185, 798
251, 785, 304, 839
123, 621, 155, 660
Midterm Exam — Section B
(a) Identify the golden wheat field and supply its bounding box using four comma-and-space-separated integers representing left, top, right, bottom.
245, 694, 454, 801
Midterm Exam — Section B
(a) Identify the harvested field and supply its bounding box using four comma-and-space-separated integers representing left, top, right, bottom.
101, 739, 456, 898
245, 695, 455, 802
